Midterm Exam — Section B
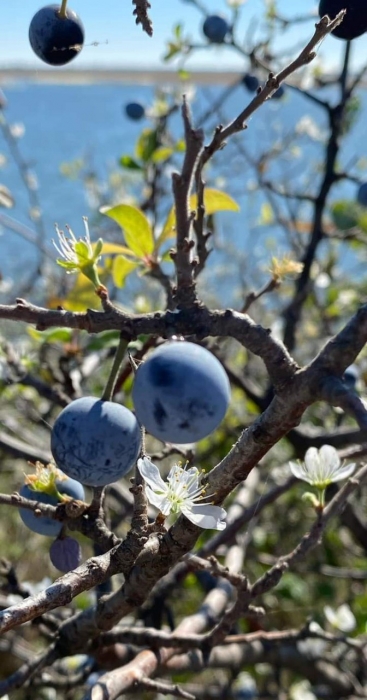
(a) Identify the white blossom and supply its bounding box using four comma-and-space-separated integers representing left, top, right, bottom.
324, 604, 356, 633
289, 445, 356, 489
290, 680, 317, 700
52, 217, 103, 288
53, 216, 95, 270
137, 456, 226, 530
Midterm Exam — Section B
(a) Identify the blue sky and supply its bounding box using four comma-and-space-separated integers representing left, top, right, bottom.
0, 0, 360, 71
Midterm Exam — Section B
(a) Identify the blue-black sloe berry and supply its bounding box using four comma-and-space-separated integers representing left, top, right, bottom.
132, 341, 231, 444
29, 4, 84, 66
49, 536, 82, 572
19, 476, 84, 537
319, 0, 367, 40
51, 396, 141, 486
125, 102, 145, 120
242, 74, 260, 92
357, 182, 367, 207
202, 15, 229, 43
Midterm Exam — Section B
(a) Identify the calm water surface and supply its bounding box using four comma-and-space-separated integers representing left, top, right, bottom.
1, 81, 367, 303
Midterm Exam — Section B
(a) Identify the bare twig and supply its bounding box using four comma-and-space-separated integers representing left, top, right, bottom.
0, 643, 58, 695
131, 0, 153, 36
171, 98, 204, 308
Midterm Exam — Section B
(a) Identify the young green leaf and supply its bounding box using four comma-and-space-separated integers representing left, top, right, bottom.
157, 188, 240, 248
330, 200, 360, 231
100, 242, 138, 257
151, 146, 175, 163
100, 204, 154, 258
119, 155, 143, 171
112, 255, 139, 287
135, 128, 159, 163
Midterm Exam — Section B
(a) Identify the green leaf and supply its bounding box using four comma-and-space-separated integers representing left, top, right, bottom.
119, 155, 143, 171
357, 210, 367, 234
164, 42, 181, 62
178, 68, 190, 81
161, 250, 174, 262
100, 242, 137, 257
87, 330, 121, 351
100, 204, 154, 258
175, 139, 186, 152
135, 128, 159, 163
173, 23, 182, 39
27, 327, 74, 343
157, 188, 240, 248
49, 273, 102, 312
330, 200, 360, 231
112, 255, 139, 287
151, 146, 175, 163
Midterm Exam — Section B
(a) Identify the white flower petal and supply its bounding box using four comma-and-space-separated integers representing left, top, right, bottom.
158, 496, 173, 516
291, 445, 354, 488
182, 504, 227, 530
331, 462, 356, 482
138, 456, 227, 530
289, 460, 313, 484
324, 604, 356, 632
304, 447, 321, 476
186, 468, 201, 496
324, 605, 337, 626
137, 457, 167, 492
319, 444, 340, 478
335, 604, 356, 632
144, 484, 166, 511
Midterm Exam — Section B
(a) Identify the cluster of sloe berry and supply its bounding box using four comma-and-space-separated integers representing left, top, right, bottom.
27, 6, 234, 66
19, 341, 231, 559
20, 471, 84, 571
50, 340, 231, 487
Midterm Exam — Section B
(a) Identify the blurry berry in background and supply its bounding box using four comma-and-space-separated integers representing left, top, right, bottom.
125, 102, 145, 120
202, 15, 230, 43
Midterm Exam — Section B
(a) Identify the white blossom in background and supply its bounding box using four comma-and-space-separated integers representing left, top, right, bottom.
324, 604, 356, 633
137, 457, 227, 530
290, 680, 317, 700
295, 115, 325, 141
289, 445, 356, 489
9, 122, 25, 139
233, 671, 257, 698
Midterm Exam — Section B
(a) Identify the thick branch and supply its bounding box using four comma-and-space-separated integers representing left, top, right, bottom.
0, 301, 298, 390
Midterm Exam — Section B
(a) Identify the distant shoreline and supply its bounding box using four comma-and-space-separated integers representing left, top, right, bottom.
0, 67, 242, 85
1, 67, 364, 90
